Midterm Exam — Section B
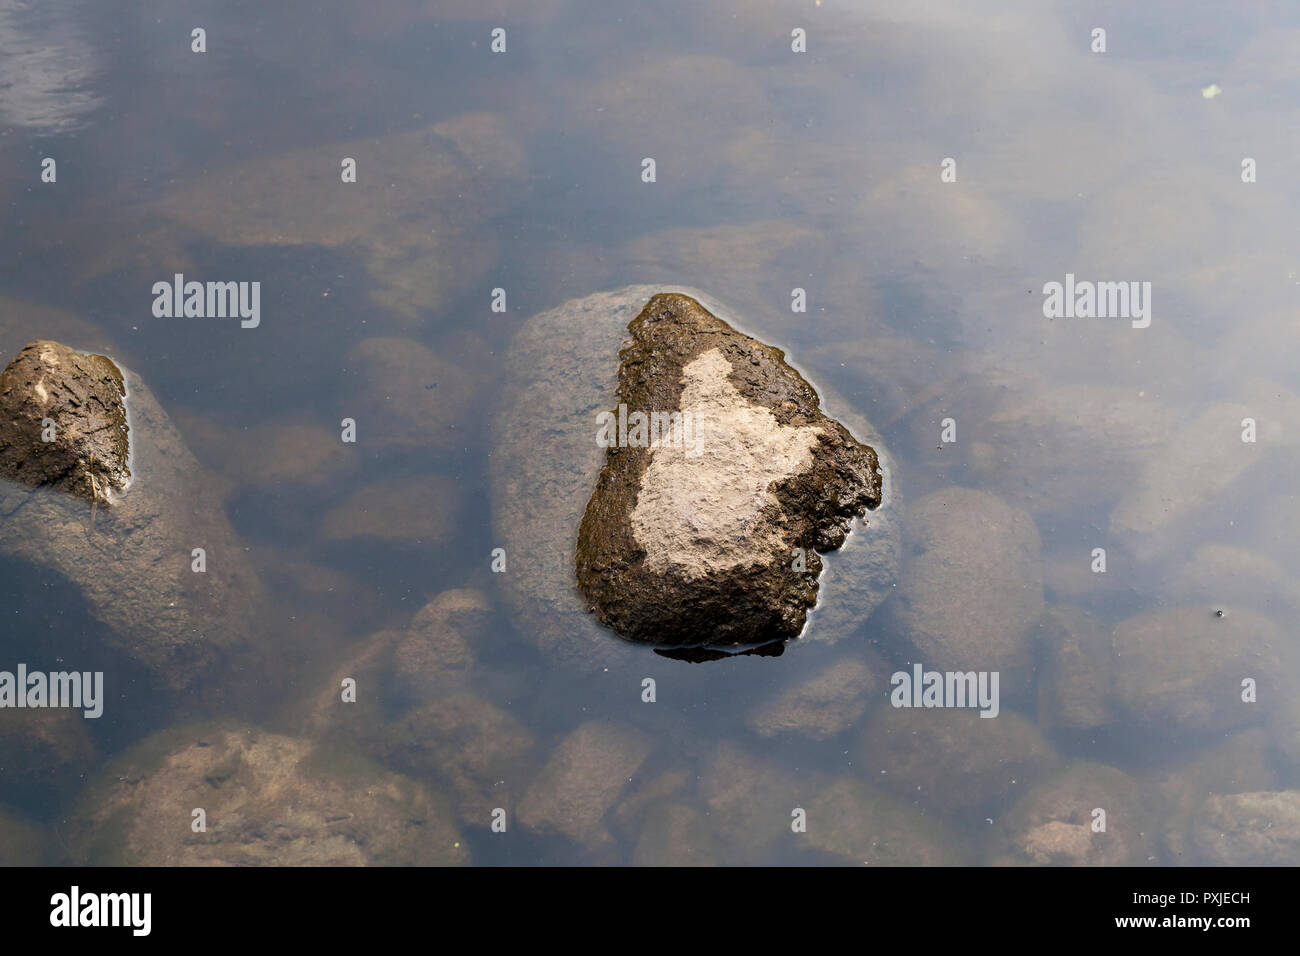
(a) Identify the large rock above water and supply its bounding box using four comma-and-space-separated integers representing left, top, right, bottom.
577, 293, 883, 648
491, 287, 899, 663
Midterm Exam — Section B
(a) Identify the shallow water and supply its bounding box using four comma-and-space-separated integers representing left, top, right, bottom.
1, 0, 1298, 865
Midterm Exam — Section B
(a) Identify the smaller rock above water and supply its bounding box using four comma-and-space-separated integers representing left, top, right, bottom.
576, 293, 882, 649
0, 337, 262, 694
0, 341, 130, 501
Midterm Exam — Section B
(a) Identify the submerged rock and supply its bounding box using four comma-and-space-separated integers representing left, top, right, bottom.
491, 286, 899, 663
576, 293, 882, 649
517, 721, 656, 851
1110, 397, 1300, 561
746, 654, 879, 739
855, 703, 1056, 815
1035, 606, 1116, 731
0, 339, 260, 692
991, 762, 1153, 866
632, 802, 718, 867
802, 777, 970, 866
66, 725, 468, 866
0, 341, 129, 500
1111, 607, 1280, 739
320, 473, 460, 548
698, 740, 965, 865
970, 385, 1176, 515
0, 708, 97, 805
391, 587, 489, 699
0, 807, 45, 865
698, 740, 809, 864
343, 336, 485, 457
297, 587, 533, 826
892, 487, 1043, 675
611, 766, 693, 842
175, 412, 359, 491
384, 693, 536, 826
1188, 790, 1300, 866
1166, 544, 1298, 615
74, 114, 526, 324
1153, 728, 1279, 863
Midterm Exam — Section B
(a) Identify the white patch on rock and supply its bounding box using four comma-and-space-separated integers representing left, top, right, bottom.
631, 348, 823, 578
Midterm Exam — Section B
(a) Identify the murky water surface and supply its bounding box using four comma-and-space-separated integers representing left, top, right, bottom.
1, 0, 1298, 865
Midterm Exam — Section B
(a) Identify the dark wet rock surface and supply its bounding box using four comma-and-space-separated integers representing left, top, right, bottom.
0, 341, 129, 501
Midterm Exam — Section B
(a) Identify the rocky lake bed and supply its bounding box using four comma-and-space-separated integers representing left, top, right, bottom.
1, 0, 1298, 869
